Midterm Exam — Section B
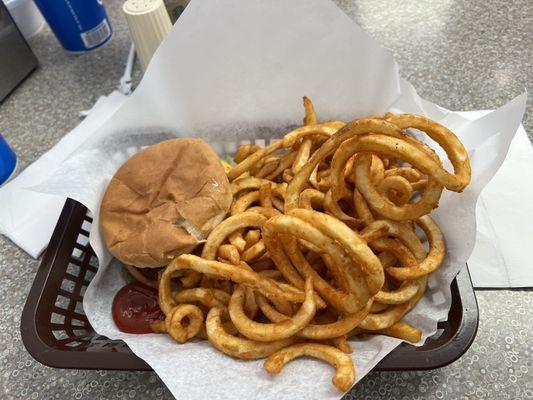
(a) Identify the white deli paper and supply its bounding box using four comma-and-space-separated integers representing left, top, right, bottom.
462, 117, 533, 288
30, 0, 526, 398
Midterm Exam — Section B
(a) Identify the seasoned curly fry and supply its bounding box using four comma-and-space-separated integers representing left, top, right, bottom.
262, 231, 306, 289
231, 176, 275, 195
360, 219, 427, 260
386, 215, 445, 280
264, 216, 369, 314
231, 185, 286, 215
330, 336, 352, 354
354, 152, 444, 221
292, 98, 317, 173
202, 212, 267, 260
293, 139, 313, 173
282, 168, 294, 183
299, 188, 325, 210
159, 254, 307, 315
323, 189, 365, 229
265, 151, 297, 180
244, 229, 261, 248
255, 158, 280, 178
174, 288, 230, 308
206, 307, 294, 359
370, 301, 389, 313
358, 276, 427, 330
241, 240, 266, 263
217, 244, 241, 265
387, 114, 471, 192
259, 183, 273, 208
377, 175, 413, 205
165, 304, 204, 343
234, 144, 260, 163
264, 343, 355, 392
289, 209, 384, 294
271, 196, 285, 212
369, 154, 385, 184
370, 322, 422, 343
149, 97, 471, 394
374, 279, 420, 304
228, 231, 246, 252
369, 238, 419, 270
386, 167, 428, 191
377, 251, 397, 269
230, 190, 259, 215
150, 319, 166, 333
282, 121, 345, 148
303, 96, 318, 125
180, 271, 202, 288
228, 140, 284, 181
286, 118, 405, 211
229, 279, 316, 341
287, 239, 364, 314
353, 189, 374, 225
257, 294, 372, 340
242, 206, 280, 219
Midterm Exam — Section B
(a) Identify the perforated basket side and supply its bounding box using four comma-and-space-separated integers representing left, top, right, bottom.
21, 199, 150, 370
375, 266, 478, 370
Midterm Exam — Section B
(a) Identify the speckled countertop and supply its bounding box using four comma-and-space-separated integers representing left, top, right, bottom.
0, 0, 532, 399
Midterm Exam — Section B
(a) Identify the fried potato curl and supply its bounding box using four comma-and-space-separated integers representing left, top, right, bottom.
149, 97, 470, 393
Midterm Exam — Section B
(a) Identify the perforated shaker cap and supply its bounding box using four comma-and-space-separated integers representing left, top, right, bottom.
123, 0, 172, 71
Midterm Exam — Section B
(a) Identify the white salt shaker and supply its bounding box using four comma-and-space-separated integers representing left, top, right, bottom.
123, 0, 172, 71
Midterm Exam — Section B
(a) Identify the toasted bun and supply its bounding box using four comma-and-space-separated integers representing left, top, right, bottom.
100, 138, 232, 268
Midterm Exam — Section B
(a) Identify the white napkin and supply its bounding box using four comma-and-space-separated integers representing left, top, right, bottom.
461, 111, 533, 288
0, 91, 127, 257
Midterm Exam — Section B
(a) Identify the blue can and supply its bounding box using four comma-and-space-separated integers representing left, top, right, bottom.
0, 134, 17, 186
33, 0, 112, 53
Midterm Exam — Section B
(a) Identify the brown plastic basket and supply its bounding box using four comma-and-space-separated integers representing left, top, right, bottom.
21, 198, 478, 371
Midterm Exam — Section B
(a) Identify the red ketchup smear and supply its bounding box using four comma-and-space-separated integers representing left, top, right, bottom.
112, 282, 164, 334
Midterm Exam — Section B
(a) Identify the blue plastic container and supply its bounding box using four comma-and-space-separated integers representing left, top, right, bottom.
33, 0, 112, 53
0, 134, 17, 186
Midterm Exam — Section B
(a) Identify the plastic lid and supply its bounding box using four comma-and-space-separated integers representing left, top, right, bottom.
123, 0, 164, 15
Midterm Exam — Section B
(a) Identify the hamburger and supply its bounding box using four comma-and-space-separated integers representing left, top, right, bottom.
100, 138, 232, 268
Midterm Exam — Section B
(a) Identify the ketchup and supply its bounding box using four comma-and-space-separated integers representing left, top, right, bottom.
112, 282, 164, 334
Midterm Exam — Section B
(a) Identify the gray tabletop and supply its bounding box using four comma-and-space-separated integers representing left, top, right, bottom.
1, 0, 532, 399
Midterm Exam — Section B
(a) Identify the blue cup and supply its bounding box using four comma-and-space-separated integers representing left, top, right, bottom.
33, 0, 112, 53
0, 134, 17, 185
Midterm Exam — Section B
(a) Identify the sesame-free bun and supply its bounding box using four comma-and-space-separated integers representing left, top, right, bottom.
100, 138, 232, 268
